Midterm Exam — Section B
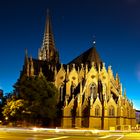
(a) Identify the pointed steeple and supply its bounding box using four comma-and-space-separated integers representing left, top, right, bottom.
24, 48, 29, 64
24, 48, 30, 76
39, 67, 44, 77
124, 88, 127, 99
30, 56, 34, 76
38, 9, 59, 64
116, 73, 120, 84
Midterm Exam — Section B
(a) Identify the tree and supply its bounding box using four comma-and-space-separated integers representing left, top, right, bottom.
14, 75, 59, 126
2, 96, 24, 124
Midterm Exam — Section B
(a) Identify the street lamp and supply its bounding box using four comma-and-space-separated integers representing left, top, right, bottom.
5, 117, 8, 121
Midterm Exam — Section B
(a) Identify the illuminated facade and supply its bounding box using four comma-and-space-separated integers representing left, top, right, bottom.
20, 12, 136, 130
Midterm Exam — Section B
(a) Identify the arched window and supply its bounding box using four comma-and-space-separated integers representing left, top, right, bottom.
60, 85, 64, 101
109, 105, 115, 117
71, 85, 75, 94
90, 83, 96, 99
95, 105, 100, 116
127, 108, 129, 117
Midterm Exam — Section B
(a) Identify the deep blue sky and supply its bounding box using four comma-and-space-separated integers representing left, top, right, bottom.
0, 0, 140, 109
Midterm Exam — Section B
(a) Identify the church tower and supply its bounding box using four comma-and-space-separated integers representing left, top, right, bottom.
38, 10, 59, 64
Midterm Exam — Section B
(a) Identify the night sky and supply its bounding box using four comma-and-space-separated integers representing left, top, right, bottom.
0, 0, 140, 109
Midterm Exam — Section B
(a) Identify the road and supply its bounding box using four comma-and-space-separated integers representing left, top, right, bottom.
0, 128, 140, 140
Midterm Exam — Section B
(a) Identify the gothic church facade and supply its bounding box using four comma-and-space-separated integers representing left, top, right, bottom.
20, 12, 136, 130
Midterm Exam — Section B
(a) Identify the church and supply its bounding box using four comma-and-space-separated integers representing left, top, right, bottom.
20, 12, 136, 130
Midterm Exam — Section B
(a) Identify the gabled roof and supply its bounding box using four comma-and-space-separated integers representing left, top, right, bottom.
68, 47, 102, 67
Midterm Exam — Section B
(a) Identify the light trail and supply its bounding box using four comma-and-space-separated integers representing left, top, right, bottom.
100, 134, 124, 140
116, 135, 124, 140
43, 136, 69, 140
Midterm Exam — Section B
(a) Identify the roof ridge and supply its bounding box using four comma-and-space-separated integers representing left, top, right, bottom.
68, 46, 102, 66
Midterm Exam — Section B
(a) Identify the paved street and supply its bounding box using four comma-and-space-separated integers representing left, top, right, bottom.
0, 132, 119, 140
0, 128, 140, 140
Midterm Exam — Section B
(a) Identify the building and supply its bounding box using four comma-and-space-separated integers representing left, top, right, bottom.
0, 89, 3, 104
19, 12, 136, 130
136, 110, 140, 124
0, 89, 3, 97
135, 110, 140, 130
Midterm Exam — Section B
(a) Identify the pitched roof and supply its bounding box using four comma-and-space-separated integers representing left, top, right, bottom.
68, 47, 102, 67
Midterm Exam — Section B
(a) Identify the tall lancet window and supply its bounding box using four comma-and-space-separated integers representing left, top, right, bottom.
95, 105, 100, 116
109, 105, 115, 117
60, 85, 64, 101
71, 82, 75, 95
127, 108, 129, 117
90, 83, 96, 99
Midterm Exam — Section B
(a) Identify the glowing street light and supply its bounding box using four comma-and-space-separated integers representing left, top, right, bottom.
5, 117, 8, 120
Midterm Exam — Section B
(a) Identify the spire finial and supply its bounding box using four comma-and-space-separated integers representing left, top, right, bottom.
24, 48, 29, 63
47, 8, 49, 15
93, 35, 96, 47
46, 8, 50, 21
124, 88, 126, 98
25, 48, 28, 57
30, 55, 32, 61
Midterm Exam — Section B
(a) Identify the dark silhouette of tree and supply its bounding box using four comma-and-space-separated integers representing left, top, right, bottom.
6, 75, 59, 126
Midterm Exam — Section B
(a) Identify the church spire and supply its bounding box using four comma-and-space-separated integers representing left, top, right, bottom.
38, 10, 59, 64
